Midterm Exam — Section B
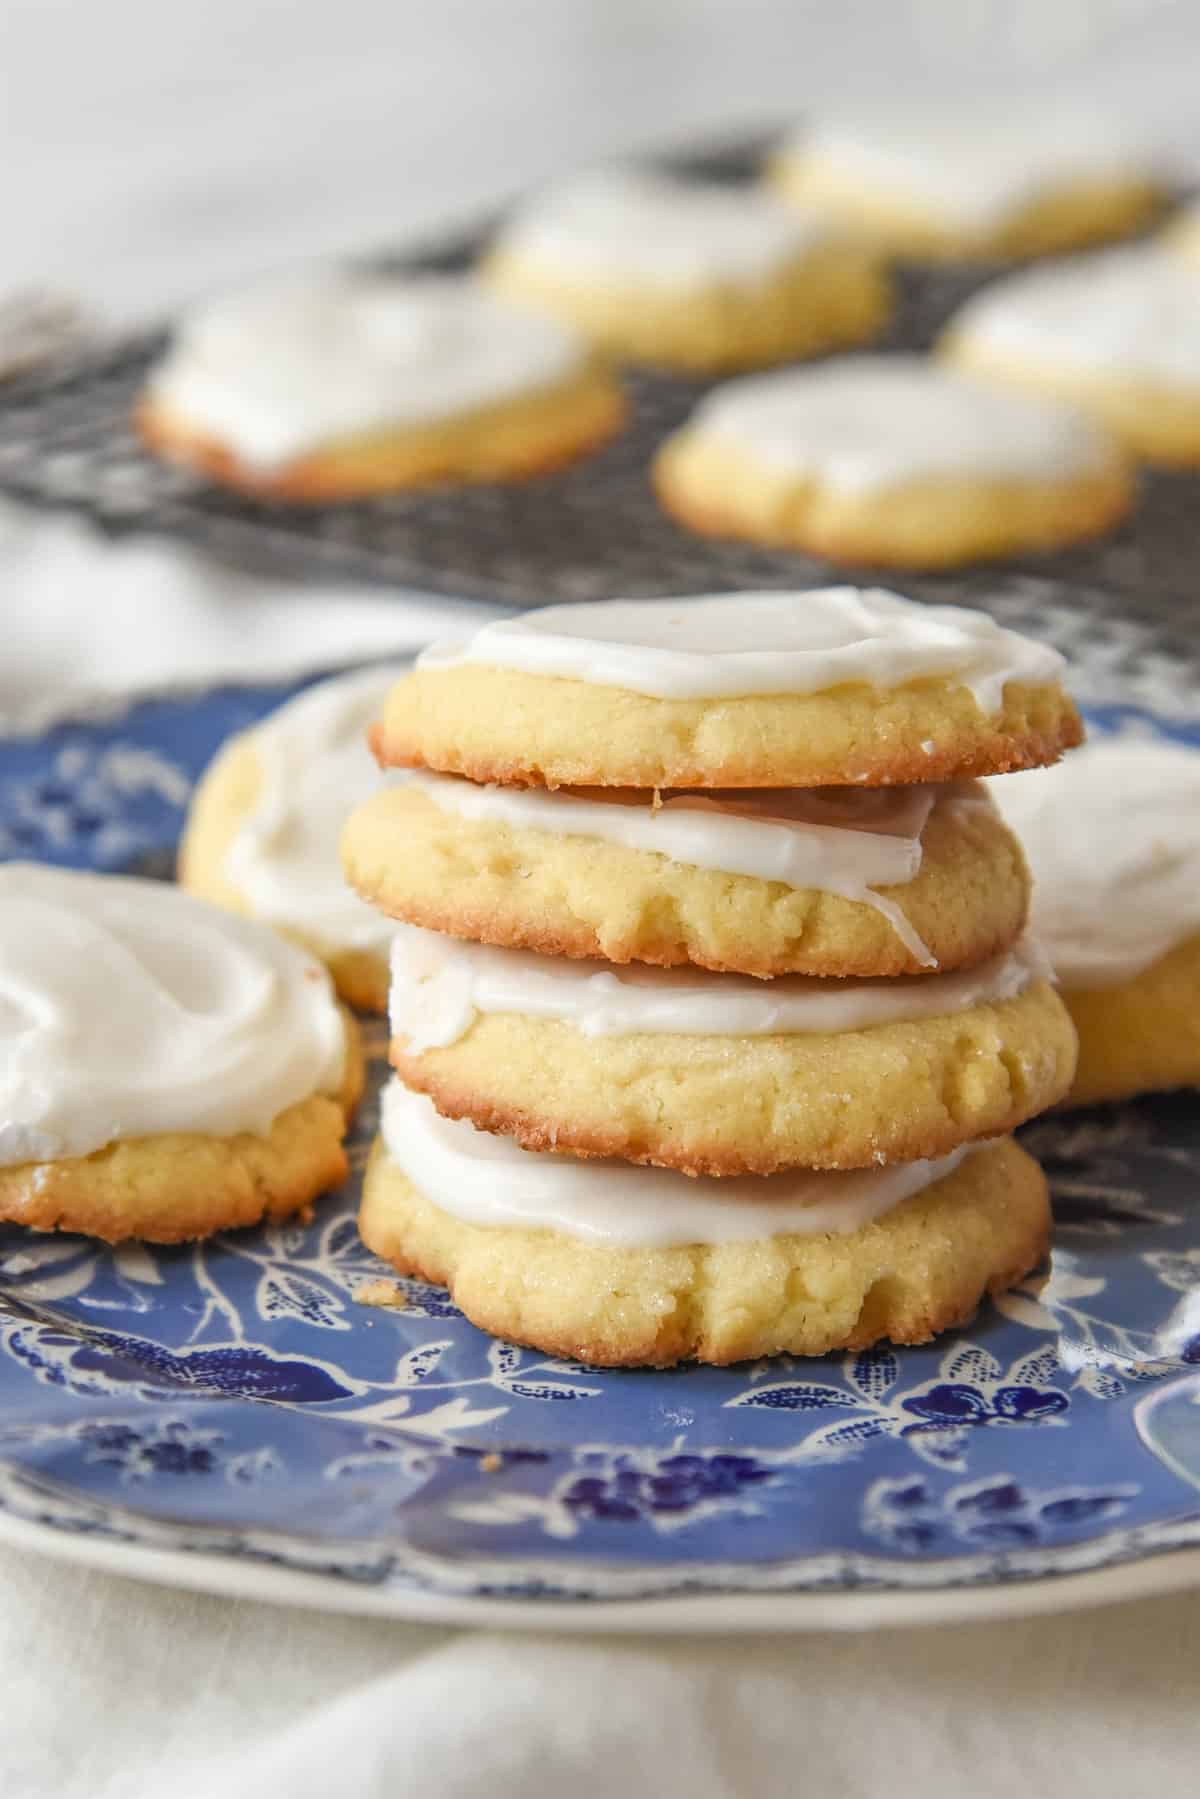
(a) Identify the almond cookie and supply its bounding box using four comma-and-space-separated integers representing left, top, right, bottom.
768, 112, 1163, 261
654, 355, 1132, 570
343, 774, 1029, 979
942, 247, 1200, 465
374, 589, 1083, 790
480, 168, 890, 372
995, 738, 1200, 1105
387, 925, 1076, 1175
360, 1082, 1050, 1365
137, 272, 625, 499
181, 665, 403, 1012
0, 864, 362, 1243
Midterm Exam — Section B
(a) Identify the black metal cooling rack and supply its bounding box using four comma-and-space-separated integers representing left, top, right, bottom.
0, 139, 1196, 683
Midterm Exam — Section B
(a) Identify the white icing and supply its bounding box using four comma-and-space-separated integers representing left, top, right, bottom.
993, 739, 1200, 989
408, 767, 956, 967
688, 354, 1112, 492
389, 922, 1047, 1052
419, 588, 1066, 712
380, 1079, 970, 1246
493, 168, 828, 290
791, 110, 1148, 231
148, 273, 586, 471
950, 247, 1200, 387
225, 665, 401, 959
0, 864, 346, 1166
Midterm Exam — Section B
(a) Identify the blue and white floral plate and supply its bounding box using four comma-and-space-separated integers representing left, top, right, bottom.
3, 682, 1200, 1633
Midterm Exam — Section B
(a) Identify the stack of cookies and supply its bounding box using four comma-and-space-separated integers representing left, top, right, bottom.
343, 587, 1081, 1368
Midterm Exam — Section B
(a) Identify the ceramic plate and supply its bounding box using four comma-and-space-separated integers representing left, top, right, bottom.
3, 679, 1200, 1633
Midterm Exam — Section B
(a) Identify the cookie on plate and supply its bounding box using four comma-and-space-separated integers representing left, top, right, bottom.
994, 738, 1200, 1106
137, 272, 625, 499
344, 773, 1029, 979
0, 864, 362, 1243
181, 665, 402, 1012
653, 354, 1132, 569
480, 168, 890, 373
942, 247, 1200, 465
361, 1081, 1049, 1365
372, 589, 1084, 791
386, 924, 1076, 1175
767, 112, 1163, 261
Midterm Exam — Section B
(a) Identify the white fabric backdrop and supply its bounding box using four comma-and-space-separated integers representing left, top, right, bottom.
4, 2, 1200, 1793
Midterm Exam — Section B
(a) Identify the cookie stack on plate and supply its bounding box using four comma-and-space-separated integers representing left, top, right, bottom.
342, 587, 1080, 1368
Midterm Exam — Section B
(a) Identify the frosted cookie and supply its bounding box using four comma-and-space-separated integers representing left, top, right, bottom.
768, 112, 1163, 261
360, 1083, 1049, 1365
181, 665, 403, 1011
942, 247, 1200, 465
374, 589, 1083, 790
994, 739, 1200, 1106
654, 354, 1132, 570
480, 169, 890, 373
137, 272, 625, 499
387, 925, 1076, 1175
343, 774, 1029, 979
0, 864, 362, 1243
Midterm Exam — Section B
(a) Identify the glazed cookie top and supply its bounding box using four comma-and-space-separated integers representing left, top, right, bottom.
994, 739, 1200, 988
0, 864, 347, 1166
380, 1078, 971, 1245
223, 665, 401, 957
419, 588, 1065, 707
780, 110, 1149, 231
489, 168, 830, 290
389, 921, 1049, 1050
145, 272, 588, 471
675, 353, 1116, 490
945, 247, 1200, 385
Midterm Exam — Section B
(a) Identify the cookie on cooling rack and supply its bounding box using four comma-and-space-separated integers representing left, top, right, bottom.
480, 168, 891, 373
360, 1082, 1050, 1365
137, 272, 625, 500
181, 665, 402, 1013
995, 738, 1200, 1106
371, 589, 1083, 791
653, 354, 1132, 569
386, 924, 1075, 1175
0, 864, 362, 1243
343, 773, 1029, 979
942, 247, 1200, 466
767, 112, 1163, 261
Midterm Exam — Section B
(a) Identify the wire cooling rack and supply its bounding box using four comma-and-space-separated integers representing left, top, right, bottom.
0, 138, 1196, 684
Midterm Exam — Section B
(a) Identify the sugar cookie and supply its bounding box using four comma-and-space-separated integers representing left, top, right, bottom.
481, 168, 890, 372
343, 774, 1028, 978
138, 273, 625, 499
0, 864, 362, 1242
374, 589, 1083, 790
654, 354, 1132, 569
181, 665, 402, 1011
360, 1083, 1049, 1365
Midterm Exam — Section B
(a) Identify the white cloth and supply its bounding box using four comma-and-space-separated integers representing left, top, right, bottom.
6, 4, 1200, 1797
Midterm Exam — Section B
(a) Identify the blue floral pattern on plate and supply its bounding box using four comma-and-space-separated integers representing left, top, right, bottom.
3, 681, 1200, 1613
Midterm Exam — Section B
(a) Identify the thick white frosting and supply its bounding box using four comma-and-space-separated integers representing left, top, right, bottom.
409, 768, 967, 967
687, 354, 1113, 492
950, 247, 1200, 386
389, 922, 1047, 1052
993, 738, 1200, 989
148, 272, 586, 471
419, 588, 1067, 712
791, 110, 1147, 231
226, 665, 401, 959
0, 864, 347, 1166
379, 1078, 969, 1246
493, 168, 828, 290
